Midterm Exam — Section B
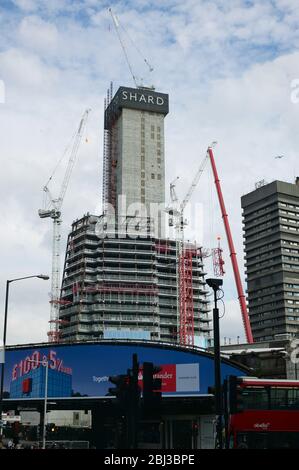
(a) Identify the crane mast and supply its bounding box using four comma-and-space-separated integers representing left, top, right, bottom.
180, 152, 210, 213
38, 109, 90, 342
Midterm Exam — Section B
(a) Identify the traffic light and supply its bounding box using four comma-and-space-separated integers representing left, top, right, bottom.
46, 423, 57, 434
127, 355, 141, 409
36, 424, 42, 440
192, 421, 199, 436
108, 374, 130, 409
228, 376, 244, 413
143, 362, 162, 412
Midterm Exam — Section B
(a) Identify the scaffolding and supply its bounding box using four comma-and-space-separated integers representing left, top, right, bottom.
58, 215, 210, 342
103, 82, 119, 211
179, 248, 195, 346
155, 241, 170, 255
103, 83, 114, 211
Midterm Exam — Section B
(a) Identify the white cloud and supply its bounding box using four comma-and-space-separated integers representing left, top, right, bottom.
12, 0, 37, 12
0, 48, 60, 92
18, 15, 59, 51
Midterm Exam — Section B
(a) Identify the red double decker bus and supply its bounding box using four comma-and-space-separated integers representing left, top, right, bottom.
225, 377, 299, 449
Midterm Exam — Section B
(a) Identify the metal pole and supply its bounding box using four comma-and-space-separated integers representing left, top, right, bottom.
0, 281, 10, 436
213, 288, 223, 449
0, 276, 48, 438
42, 361, 49, 450
131, 353, 139, 449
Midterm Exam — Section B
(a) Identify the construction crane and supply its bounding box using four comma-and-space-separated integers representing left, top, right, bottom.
212, 237, 225, 277
167, 150, 211, 252
38, 109, 91, 342
109, 7, 154, 88
167, 143, 254, 346
166, 148, 211, 346
207, 145, 253, 344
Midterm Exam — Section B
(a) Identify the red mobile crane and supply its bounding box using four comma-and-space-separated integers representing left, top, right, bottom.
167, 145, 254, 346
207, 146, 253, 344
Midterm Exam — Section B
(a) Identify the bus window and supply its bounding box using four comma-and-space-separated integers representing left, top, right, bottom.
242, 387, 269, 410
237, 432, 267, 449
270, 388, 288, 409
287, 388, 299, 409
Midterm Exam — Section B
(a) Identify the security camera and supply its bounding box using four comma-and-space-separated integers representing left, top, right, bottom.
206, 278, 223, 290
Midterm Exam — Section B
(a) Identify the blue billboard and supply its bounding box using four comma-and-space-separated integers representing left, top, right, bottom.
3, 341, 247, 400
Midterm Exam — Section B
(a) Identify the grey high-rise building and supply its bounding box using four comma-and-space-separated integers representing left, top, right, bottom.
58, 85, 211, 344
241, 179, 299, 342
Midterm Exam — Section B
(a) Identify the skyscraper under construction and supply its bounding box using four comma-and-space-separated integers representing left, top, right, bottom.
58, 85, 211, 344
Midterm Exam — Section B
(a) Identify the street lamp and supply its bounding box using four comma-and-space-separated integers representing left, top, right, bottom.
206, 277, 223, 450
0, 274, 49, 435
27, 358, 49, 450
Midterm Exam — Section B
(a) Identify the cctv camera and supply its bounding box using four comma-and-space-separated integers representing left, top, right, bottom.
206, 278, 223, 290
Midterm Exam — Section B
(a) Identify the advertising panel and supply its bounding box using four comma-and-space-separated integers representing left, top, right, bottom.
3, 342, 247, 400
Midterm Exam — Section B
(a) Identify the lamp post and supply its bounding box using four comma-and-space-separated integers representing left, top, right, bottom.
27, 358, 49, 449
0, 274, 49, 435
206, 278, 223, 450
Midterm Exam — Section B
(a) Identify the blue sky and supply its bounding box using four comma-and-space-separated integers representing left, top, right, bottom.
1, 0, 299, 344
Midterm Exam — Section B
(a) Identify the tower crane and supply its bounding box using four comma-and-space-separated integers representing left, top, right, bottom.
109, 7, 154, 88
38, 109, 91, 342
166, 143, 253, 346
166, 148, 211, 346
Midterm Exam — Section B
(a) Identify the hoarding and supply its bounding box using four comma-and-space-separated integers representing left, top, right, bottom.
3, 342, 247, 400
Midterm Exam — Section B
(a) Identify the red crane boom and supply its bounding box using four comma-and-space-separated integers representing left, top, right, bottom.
207, 146, 254, 344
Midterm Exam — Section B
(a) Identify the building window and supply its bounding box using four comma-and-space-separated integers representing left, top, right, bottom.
157, 158, 161, 164
151, 174, 155, 179
141, 188, 145, 195
141, 180, 145, 187
151, 125, 154, 131
141, 171, 145, 178
151, 133, 155, 139
157, 150, 161, 156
